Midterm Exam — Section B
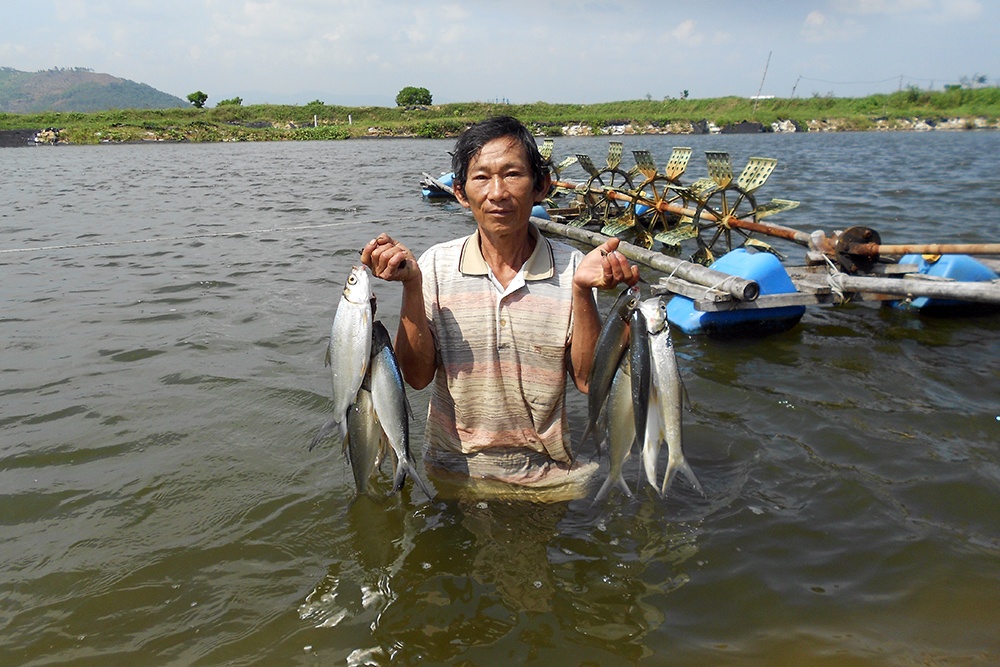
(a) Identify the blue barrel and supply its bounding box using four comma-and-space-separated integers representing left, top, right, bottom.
667, 249, 806, 336
531, 204, 551, 220
895, 254, 999, 315
422, 171, 455, 198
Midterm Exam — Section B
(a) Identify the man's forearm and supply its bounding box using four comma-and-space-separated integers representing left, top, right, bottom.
395, 276, 437, 390
569, 283, 601, 392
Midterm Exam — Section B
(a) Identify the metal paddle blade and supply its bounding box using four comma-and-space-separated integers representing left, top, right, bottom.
632, 150, 658, 180
606, 141, 623, 170
684, 177, 720, 201
744, 238, 785, 259
576, 153, 600, 178
705, 151, 734, 188
664, 147, 692, 181
601, 215, 637, 236
553, 156, 578, 177
754, 198, 801, 219
540, 138, 554, 162
737, 157, 778, 193
654, 223, 698, 247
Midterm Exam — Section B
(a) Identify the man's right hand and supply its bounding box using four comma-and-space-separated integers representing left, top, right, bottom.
361, 234, 420, 284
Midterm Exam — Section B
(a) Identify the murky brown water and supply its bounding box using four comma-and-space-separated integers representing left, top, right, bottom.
2, 132, 999, 666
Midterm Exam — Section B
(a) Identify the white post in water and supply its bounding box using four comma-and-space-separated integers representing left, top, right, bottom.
314, 115, 317, 127
349, 114, 352, 125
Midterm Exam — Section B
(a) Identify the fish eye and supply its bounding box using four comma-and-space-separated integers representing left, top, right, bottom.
348, 275, 357, 284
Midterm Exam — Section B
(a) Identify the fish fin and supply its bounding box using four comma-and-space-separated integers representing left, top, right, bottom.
404, 460, 435, 499
324, 343, 331, 368
660, 463, 678, 497
679, 460, 705, 496
579, 422, 600, 460
338, 420, 349, 449
681, 377, 693, 412
591, 474, 615, 505
309, 416, 340, 451
592, 472, 632, 506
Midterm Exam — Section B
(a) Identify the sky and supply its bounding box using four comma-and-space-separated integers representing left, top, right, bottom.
2, 0, 997, 107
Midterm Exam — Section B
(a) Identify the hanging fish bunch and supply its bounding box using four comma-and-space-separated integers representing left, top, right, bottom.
587, 289, 705, 504
310, 265, 433, 499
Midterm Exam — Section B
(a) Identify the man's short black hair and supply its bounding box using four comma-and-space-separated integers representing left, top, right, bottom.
451, 116, 549, 193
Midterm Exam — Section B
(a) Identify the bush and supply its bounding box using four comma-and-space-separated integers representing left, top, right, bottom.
217, 97, 243, 107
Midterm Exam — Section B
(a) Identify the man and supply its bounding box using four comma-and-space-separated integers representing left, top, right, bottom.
361, 116, 638, 500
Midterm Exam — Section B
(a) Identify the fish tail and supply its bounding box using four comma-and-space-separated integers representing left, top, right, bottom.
591, 475, 614, 505
591, 472, 632, 506
309, 416, 340, 451
679, 460, 705, 496
388, 457, 435, 500
660, 461, 678, 497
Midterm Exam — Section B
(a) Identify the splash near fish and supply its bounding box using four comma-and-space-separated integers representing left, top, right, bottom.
311, 265, 434, 500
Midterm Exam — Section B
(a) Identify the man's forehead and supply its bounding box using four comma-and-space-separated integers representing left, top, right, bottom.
469, 136, 530, 168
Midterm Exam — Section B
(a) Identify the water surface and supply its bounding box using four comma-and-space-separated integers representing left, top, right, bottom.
2, 132, 999, 665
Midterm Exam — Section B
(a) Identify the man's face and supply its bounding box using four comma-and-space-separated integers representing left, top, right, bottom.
455, 137, 546, 238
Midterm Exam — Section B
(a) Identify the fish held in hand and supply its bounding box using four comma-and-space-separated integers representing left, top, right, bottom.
580, 285, 641, 456
638, 297, 704, 498
369, 321, 434, 498
345, 383, 385, 495
311, 265, 373, 450
592, 355, 635, 504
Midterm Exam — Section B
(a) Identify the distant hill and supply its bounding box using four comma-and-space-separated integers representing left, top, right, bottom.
0, 67, 187, 113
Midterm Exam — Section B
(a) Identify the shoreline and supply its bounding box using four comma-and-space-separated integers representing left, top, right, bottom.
2, 116, 997, 147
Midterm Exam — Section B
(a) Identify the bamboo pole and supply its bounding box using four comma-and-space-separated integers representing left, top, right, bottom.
529, 216, 760, 301
833, 273, 1000, 304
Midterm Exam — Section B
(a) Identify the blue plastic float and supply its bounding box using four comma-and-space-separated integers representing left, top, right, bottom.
895, 253, 999, 315
667, 249, 806, 336
422, 171, 455, 198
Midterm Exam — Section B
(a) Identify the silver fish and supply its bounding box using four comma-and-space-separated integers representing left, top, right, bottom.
592, 355, 635, 504
580, 285, 641, 456
629, 307, 650, 460
311, 265, 373, 450
369, 321, 434, 498
345, 382, 385, 495
638, 297, 704, 497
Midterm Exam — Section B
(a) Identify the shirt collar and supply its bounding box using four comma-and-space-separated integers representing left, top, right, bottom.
458, 222, 555, 281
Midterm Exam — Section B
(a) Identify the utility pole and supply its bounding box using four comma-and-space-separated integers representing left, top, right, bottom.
753, 51, 772, 116
790, 75, 801, 98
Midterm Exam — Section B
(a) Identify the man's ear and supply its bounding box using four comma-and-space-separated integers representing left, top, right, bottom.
454, 183, 471, 209
534, 172, 552, 203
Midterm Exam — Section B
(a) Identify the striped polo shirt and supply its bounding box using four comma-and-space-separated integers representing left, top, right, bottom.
418, 223, 584, 468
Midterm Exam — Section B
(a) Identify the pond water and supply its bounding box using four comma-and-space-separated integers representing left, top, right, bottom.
2, 131, 999, 665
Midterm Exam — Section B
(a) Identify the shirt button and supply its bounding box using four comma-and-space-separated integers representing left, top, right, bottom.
499, 318, 507, 327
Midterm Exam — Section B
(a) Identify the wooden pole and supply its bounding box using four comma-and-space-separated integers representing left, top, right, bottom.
530, 216, 760, 301
834, 273, 1000, 304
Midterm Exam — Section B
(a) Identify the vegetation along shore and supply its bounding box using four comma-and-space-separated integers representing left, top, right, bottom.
2, 87, 998, 146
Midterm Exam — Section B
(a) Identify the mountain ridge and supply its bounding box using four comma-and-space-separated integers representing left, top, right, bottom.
0, 67, 187, 113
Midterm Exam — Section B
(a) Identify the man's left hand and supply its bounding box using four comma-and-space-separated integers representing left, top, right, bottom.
573, 237, 639, 291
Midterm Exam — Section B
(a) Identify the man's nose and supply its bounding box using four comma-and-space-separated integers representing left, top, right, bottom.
487, 175, 508, 199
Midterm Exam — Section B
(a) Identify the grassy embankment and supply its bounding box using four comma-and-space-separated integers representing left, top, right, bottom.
2, 87, 998, 144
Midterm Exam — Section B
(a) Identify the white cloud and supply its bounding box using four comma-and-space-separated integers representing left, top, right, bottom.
801, 10, 862, 42
670, 20, 704, 47
936, 0, 982, 21
831, 0, 933, 13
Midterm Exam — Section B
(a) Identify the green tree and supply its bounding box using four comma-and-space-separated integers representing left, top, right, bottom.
396, 86, 432, 106
187, 91, 208, 108
217, 97, 243, 106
